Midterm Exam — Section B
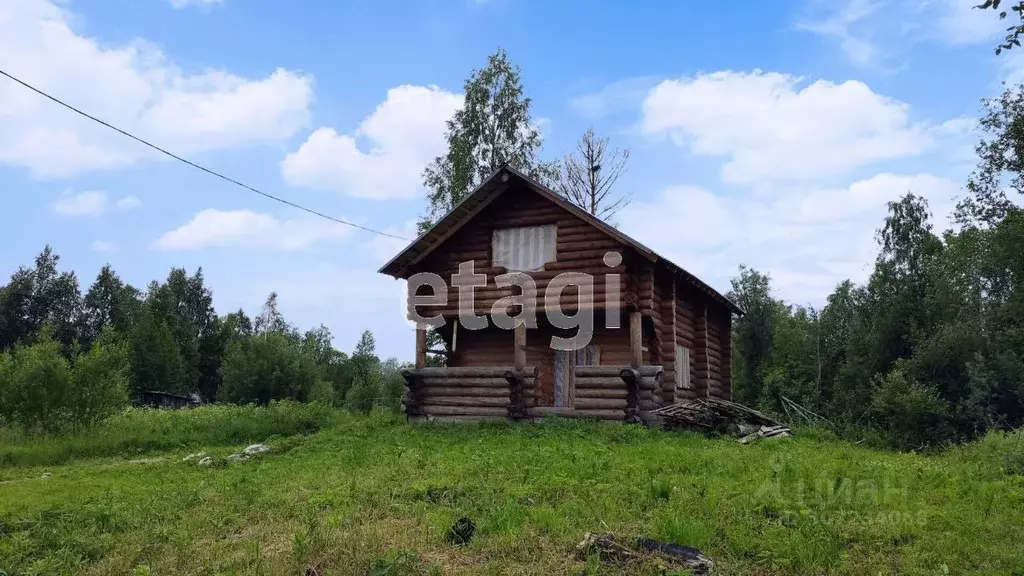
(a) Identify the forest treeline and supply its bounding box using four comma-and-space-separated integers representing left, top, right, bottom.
728, 86, 1024, 450
0, 253, 404, 433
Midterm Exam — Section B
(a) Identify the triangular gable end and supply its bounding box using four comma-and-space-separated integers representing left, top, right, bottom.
378, 165, 742, 315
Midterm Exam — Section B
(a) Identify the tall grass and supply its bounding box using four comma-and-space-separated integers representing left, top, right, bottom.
0, 401, 341, 467
1, 408, 1023, 574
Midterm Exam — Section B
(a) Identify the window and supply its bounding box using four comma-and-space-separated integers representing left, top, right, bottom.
676, 345, 691, 390
492, 225, 556, 272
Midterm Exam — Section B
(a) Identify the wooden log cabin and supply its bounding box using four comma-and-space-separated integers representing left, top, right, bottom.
379, 166, 742, 422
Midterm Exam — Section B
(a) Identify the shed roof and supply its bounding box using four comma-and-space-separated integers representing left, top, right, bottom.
379, 166, 742, 315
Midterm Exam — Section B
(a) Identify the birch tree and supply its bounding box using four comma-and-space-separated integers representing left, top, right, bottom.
421, 48, 558, 229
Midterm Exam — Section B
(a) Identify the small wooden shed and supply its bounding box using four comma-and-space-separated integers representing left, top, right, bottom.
379, 166, 742, 422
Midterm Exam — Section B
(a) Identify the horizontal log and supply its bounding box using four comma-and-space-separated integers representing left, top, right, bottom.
557, 231, 612, 244
424, 396, 510, 407
420, 377, 507, 387
421, 386, 511, 397
529, 407, 624, 421
485, 215, 562, 228
574, 398, 627, 410
543, 258, 614, 271
419, 404, 509, 416
574, 365, 662, 377
574, 377, 629, 388
557, 239, 623, 252
574, 388, 628, 399
408, 415, 506, 423
410, 367, 534, 378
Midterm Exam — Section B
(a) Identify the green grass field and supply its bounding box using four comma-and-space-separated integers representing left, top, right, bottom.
2, 405, 1024, 575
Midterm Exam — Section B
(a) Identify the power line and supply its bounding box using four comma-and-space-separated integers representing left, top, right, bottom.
0, 68, 410, 241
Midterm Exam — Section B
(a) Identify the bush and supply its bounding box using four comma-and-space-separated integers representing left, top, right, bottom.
868, 363, 953, 450
380, 362, 406, 413
68, 329, 130, 430
346, 372, 380, 414
308, 378, 337, 406
219, 332, 319, 404
0, 336, 72, 433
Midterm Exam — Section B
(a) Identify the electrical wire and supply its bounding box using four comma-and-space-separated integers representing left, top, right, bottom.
0, 68, 411, 241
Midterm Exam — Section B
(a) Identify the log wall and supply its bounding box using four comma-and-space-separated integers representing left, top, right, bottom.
403, 366, 538, 420
448, 322, 640, 405
407, 186, 635, 320
398, 180, 737, 412
706, 305, 733, 400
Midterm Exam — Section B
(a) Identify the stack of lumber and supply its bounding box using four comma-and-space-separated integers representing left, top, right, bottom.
650, 397, 790, 438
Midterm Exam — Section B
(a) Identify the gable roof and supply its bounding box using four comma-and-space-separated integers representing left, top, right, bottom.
379, 166, 742, 315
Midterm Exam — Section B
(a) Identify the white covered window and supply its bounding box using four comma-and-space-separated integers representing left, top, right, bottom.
676, 345, 691, 390
491, 225, 556, 272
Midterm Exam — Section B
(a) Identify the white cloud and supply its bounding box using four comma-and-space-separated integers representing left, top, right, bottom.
0, 0, 313, 177
365, 220, 418, 264
641, 71, 936, 184
153, 209, 355, 251
168, 0, 224, 8
618, 173, 961, 304
91, 240, 117, 252
282, 85, 462, 200
569, 76, 662, 120
932, 0, 1005, 46
794, 0, 881, 67
798, 0, 1006, 66
116, 196, 142, 211
52, 189, 106, 216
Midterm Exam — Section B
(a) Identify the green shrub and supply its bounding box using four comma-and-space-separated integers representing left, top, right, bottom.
346, 372, 380, 414
868, 363, 953, 450
308, 378, 337, 406
0, 335, 71, 433
219, 333, 319, 404
67, 329, 130, 430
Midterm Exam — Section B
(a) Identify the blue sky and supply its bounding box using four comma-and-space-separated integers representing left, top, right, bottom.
0, 0, 1015, 361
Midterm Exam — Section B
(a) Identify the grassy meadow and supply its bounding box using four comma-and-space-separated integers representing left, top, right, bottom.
2, 405, 1024, 575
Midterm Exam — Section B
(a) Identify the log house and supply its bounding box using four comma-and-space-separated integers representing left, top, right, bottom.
379, 166, 742, 422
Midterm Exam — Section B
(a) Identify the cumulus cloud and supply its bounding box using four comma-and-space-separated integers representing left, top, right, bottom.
641, 71, 937, 184
116, 196, 142, 211
91, 240, 117, 252
168, 0, 225, 8
0, 0, 313, 178
282, 85, 461, 200
797, 0, 1006, 67
153, 209, 355, 251
618, 173, 961, 304
365, 220, 418, 264
52, 190, 106, 216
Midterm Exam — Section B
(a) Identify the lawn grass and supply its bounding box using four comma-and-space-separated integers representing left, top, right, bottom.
2, 407, 1024, 575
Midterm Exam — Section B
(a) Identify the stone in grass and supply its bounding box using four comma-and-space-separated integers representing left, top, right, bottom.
226, 453, 249, 462
182, 452, 207, 462
243, 444, 270, 455
444, 517, 475, 546
197, 457, 213, 467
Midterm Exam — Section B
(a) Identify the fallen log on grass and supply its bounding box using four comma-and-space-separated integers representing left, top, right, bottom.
575, 532, 714, 575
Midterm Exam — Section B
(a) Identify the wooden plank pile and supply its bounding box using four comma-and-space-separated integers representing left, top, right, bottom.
649, 397, 791, 442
